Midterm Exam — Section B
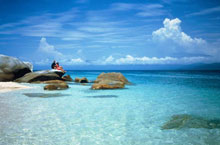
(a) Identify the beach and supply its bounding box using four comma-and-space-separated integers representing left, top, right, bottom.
0, 82, 32, 93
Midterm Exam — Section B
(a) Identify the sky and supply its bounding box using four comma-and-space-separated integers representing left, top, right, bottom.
0, 0, 220, 69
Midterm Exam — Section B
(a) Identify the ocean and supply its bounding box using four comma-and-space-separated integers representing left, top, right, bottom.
0, 70, 220, 145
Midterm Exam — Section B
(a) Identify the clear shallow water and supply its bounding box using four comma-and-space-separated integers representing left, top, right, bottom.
0, 70, 220, 145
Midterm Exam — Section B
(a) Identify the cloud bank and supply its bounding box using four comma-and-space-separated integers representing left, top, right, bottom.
98, 55, 209, 65
152, 18, 206, 47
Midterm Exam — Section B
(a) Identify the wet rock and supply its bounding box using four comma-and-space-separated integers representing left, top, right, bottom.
91, 72, 129, 90
75, 77, 89, 83
0, 54, 32, 81
62, 75, 73, 82
44, 83, 69, 90
15, 70, 65, 83
91, 80, 125, 90
161, 114, 220, 130
43, 80, 69, 90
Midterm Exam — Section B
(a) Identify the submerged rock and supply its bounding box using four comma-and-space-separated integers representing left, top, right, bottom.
0, 54, 32, 81
91, 72, 129, 90
161, 114, 220, 130
75, 77, 89, 83
15, 70, 65, 83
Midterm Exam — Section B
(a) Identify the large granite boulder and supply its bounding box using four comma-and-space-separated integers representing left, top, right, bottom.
15, 70, 65, 83
91, 72, 129, 90
94, 72, 129, 84
0, 54, 32, 81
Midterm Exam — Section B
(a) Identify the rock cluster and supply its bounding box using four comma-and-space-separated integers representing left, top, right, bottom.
91, 72, 129, 90
1, 54, 130, 91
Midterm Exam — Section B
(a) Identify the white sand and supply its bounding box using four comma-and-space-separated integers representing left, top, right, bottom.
0, 82, 32, 93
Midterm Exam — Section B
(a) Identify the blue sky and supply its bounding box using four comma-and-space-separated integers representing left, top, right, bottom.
0, 0, 220, 69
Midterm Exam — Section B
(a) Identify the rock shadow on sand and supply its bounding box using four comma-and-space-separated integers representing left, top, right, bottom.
23, 93, 69, 98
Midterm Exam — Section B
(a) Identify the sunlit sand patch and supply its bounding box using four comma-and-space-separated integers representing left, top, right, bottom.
0, 82, 32, 93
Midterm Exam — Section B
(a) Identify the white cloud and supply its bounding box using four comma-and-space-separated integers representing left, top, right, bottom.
152, 18, 206, 46
99, 55, 209, 65
38, 37, 63, 57
36, 37, 85, 65
105, 55, 114, 62
59, 58, 85, 65
151, 18, 220, 58
111, 3, 167, 17
0, 8, 78, 37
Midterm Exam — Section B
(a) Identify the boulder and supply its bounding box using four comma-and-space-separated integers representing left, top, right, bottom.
94, 72, 129, 84
91, 72, 129, 90
43, 80, 69, 90
0, 54, 32, 81
75, 77, 89, 83
15, 70, 65, 83
62, 75, 73, 81
44, 84, 69, 90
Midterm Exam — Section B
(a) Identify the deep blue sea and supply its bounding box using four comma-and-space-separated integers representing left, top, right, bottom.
0, 70, 220, 145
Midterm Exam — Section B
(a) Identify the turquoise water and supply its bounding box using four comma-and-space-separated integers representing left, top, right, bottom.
0, 70, 220, 145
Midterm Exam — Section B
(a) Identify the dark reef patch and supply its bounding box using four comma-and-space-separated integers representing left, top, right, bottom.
161, 114, 220, 130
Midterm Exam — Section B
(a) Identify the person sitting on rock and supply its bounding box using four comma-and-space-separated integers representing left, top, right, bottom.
55, 62, 65, 72
51, 60, 56, 69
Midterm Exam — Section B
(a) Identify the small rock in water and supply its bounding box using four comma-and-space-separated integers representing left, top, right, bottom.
75, 77, 89, 83
44, 83, 69, 90
161, 114, 220, 130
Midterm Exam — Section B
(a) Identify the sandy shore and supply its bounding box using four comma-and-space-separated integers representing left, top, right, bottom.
0, 82, 32, 93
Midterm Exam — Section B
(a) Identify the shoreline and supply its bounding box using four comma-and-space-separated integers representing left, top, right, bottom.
0, 82, 33, 93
